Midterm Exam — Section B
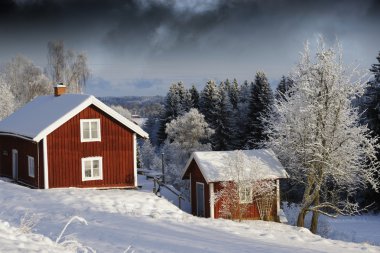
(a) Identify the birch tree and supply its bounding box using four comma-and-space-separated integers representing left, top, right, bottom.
0, 76, 15, 120
265, 38, 380, 233
47, 40, 90, 93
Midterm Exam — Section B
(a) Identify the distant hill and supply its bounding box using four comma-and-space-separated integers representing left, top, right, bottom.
98, 96, 164, 117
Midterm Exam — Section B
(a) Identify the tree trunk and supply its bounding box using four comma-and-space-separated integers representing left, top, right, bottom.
310, 211, 319, 234
297, 208, 307, 227
310, 193, 320, 234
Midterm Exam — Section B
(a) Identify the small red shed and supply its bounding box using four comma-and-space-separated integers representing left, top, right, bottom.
0, 85, 148, 189
182, 149, 288, 220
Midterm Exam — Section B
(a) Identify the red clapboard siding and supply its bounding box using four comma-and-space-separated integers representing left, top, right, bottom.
189, 160, 210, 217
47, 105, 135, 188
0, 135, 43, 188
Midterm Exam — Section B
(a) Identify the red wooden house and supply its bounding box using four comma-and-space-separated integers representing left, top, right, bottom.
0, 84, 148, 189
182, 149, 288, 220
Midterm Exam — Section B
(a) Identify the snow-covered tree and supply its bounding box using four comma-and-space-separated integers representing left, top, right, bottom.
212, 150, 276, 221
245, 72, 273, 149
2, 55, 51, 108
199, 80, 220, 147
110, 105, 132, 120
212, 83, 234, 151
265, 39, 380, 234
139, 139, 161, 170
229, 78, 240, 110
275, 75, 293, 101
0, 77, 15, 120
157, 82, 189, 144
47, 40, 90, 93
234, 80, 250, 149
163, 108, 213, 191
189, 84, 200, 109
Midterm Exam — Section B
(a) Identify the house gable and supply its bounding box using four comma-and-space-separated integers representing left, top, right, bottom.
47, 105, 135, 188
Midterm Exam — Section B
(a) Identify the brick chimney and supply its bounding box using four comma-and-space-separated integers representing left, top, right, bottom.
54, 83, 66, 96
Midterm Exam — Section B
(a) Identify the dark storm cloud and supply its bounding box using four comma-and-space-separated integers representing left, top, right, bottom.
1, 0, 379, 96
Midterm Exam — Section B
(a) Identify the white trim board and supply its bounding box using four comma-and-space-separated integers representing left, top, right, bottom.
133, 133, 137, 187
209, 183, 214, 219
43, 137, 49, 189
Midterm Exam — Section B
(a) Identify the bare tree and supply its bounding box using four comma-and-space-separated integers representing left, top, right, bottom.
47, 40, 90, 93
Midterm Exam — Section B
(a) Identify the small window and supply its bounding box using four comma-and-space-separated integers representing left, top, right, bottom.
239, 185, 252, 204
28, 156, 35, 178
81, 157, 103, 181
80, 119, 101, 142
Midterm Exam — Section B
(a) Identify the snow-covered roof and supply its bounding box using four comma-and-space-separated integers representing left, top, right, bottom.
182, 149, 288, 183
0, 94, 148, 141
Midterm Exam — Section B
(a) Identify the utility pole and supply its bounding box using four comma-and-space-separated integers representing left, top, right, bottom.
161, 152, 165, 184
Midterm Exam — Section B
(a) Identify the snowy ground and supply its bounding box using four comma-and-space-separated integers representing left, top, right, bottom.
0, 176, 379, 253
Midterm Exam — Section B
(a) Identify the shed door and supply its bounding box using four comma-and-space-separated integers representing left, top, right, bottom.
12, 149, 18, 181
196, 182, 205, 217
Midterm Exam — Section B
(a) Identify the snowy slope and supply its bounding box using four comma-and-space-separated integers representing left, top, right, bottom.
0, 220, 68, 253
0, 177, 379, 253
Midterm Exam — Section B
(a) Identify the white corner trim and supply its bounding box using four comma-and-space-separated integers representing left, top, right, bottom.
133, 133, 137, 187
276, 179, 280, 216
43, 137, 49, 189
209, 182, 214, 219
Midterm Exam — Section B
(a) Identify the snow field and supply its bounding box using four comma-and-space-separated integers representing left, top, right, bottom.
0, 177, 379, 253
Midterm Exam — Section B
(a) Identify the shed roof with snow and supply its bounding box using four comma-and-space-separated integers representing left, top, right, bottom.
182, 149, 288, 183
0, 94, 148, 141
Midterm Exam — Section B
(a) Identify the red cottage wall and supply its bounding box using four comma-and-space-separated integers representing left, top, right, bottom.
213, 181, 277, 220
47, 105, 135, 188
189, 160, 210, 218
0, 136, 44, 188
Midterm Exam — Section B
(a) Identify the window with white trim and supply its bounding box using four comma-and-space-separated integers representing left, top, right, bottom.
239, 185, 252, 204
28, 156, 35, 178
80, 119, 101, 142
81, 157, 103, 181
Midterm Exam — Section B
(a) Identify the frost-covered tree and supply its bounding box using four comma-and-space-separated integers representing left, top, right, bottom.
157, 82, 189, 144
212, 83, 234, 151
212, 150, 276, 221
163, 109, 213, 191
189, 84, 200, 109
245, 72, 273, 149
275, 75, 293, 101
2, 55, 51, 107
265, 39, 380, 234
0, 77, 15, 120
229, 78, 240, 110
234, 80, 250, 149
139, 139, 160, 170
110, 105, 132, 120
47, 40, 90, 93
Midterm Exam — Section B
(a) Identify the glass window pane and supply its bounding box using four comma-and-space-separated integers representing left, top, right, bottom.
83, 122, 90, 139
91, 121, 98, 138
93, 168, 99, 177
85, 161, 92, 177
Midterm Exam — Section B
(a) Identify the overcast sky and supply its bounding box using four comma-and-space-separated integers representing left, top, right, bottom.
0, 0, 379, 96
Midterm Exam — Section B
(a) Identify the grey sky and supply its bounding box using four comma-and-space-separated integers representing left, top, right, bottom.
0, 0, 379, 96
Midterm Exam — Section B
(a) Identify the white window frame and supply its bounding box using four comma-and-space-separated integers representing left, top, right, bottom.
80, 119, 101, 142
81, 157, 103, 181
28, 156, 35, 178
239, 185, 253, 204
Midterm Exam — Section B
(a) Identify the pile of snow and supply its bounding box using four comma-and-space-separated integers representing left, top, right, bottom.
0, 220, 66, 253
0, 176, 379, 253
